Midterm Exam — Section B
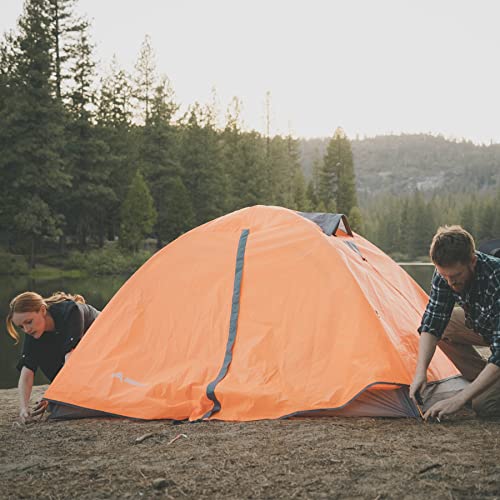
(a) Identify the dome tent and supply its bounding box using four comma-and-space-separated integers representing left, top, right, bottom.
479, 239, 500, 258
45, 205, 465, 421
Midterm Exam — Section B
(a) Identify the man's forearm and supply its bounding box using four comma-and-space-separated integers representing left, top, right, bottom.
456, 363, 500, 404
416, 332, 439, 374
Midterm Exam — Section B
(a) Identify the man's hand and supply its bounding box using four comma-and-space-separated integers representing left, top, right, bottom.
409, 373, 427, 405
423, 395, 466, 421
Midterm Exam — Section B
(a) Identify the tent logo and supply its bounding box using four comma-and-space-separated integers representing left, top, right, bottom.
111, 372, 147, 387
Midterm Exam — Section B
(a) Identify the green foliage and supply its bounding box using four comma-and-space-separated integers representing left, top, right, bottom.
119, 170, 157, 252
138, 77, 192, 245
291, 169, 310, 211
2, 3, 498, 271
14, 196, 63, 267
0, 0, 71, 266
181, 104, 227, 224
222, 128, 267, 211
348, 206, 363, 234
0, 252, 29, 275
63, 19, 116, 248
65, 246, 152, 275
300, 134, 500, 196
133, 35, 157, 124
154, 176, 195, 244
318, 128, 358, 215
14, 196, 62, 241
361, 188, 500, 261
96, 57, 135, 241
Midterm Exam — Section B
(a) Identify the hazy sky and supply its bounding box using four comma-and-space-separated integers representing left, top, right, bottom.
2, 0, 500, 142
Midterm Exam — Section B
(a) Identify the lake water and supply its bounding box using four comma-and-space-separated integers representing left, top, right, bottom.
0, 264, 434, 389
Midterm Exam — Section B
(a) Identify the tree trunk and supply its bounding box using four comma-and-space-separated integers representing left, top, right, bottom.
98, 223, 105, 248
30, 236, 36, 269
59, 234, 66, 253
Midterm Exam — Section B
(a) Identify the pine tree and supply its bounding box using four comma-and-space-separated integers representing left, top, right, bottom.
221, 97, 245, 211
46, 0, 84, 101
0, 34, 18, 237
181, 104, 226, 224
0, 0, 69, 263
460, 200, 476, 237
399, 199, 411, 256
491, 189, 500, 238
119, 170, 157, 252
267, 136, 293, 206
14, 196, 62, 267
63, 23, 113, 248
141, 78, 194, 245
476, 199, 495, 242
319, 128, 358, 215
306, 180, 318, 212
407, 191, 436, 259
292, 168, 310, 211
97, 57, 134, 240
348, 206, 364, 234
235, 132, 267, 207
133, 35, 157, 125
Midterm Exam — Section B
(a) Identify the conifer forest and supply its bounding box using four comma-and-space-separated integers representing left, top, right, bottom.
1, 0, 499, 271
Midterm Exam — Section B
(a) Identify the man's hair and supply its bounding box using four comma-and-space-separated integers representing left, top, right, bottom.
430, 225, 476, 266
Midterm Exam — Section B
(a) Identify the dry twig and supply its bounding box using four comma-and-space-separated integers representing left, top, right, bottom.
135, 433, 155, 444
167, 433, 188, 446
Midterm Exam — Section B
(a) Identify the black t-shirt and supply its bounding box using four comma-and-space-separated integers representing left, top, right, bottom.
16, 300, 100, 381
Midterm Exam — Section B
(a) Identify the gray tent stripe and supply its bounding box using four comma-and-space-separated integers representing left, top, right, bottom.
202, 228, 250, 419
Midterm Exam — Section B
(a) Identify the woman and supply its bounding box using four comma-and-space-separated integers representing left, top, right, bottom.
6, 291, 100, 423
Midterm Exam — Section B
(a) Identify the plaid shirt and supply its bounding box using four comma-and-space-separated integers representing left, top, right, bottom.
418, 252, 500, 368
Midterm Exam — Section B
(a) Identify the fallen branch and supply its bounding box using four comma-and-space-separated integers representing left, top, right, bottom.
418, 463, 442, 474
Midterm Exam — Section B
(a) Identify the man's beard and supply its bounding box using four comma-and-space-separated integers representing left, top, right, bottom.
452, 266, 475, 294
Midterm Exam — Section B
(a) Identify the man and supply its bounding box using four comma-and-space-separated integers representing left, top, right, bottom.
410, 225, 500, 420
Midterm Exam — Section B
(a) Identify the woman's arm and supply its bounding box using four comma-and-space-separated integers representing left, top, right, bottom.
18, 366, 34, 423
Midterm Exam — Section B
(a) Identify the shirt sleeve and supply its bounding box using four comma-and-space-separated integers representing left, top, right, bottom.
61, 304, 86, 354
487, 303, 500, 368
16, 336, 38, 374
418, 269, 456, 339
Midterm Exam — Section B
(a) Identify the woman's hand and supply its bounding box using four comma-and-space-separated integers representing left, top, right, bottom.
18, 366, 35, 424
19, 400, 48, 424
19, 407, 32, 424
32, 400, 48, 419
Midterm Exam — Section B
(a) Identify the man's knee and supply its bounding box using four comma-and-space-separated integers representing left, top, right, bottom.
441, 308, 467, 342
471, 381, 500, 417
471, 398, 500, 417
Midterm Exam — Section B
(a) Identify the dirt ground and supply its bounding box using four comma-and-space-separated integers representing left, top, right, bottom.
0, 386, 499, 500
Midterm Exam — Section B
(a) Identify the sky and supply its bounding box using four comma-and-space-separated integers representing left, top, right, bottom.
2, 0, 500, 143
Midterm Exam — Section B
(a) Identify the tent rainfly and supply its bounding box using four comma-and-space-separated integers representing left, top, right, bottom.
45, 205, 467, 421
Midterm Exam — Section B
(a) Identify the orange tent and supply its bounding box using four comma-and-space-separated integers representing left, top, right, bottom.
45, 206, 464, 420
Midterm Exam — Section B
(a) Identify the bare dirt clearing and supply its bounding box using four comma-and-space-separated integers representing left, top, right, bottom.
1, 386, 499, 499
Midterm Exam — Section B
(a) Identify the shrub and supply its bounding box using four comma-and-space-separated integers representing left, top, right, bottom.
0, 252, 29, 275
65, 246, 153, 275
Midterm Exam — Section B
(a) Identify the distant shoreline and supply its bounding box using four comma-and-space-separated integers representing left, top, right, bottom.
398, 262, 434, 266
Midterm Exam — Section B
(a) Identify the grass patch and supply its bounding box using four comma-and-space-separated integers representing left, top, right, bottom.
29, 265, 86, 280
